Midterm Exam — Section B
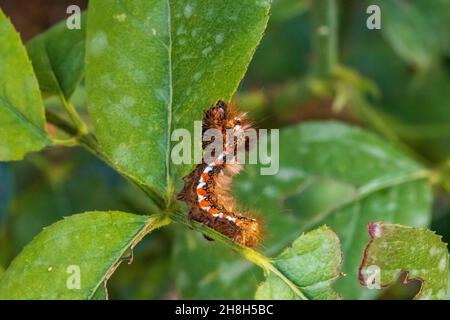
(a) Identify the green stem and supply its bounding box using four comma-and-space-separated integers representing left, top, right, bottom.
311, 0, 338, 77
59, 93, 89, 135
51, 137, 79, 147
432, 160, 450, 193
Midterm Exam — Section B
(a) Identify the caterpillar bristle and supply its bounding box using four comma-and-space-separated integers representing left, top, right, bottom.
178, 100, 262, 247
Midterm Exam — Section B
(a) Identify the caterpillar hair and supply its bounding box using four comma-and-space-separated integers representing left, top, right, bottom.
177, 100, 261, 247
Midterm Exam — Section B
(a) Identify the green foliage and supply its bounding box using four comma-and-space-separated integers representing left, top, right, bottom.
256, 226, 342, 300
374, 0, 441, 70
85, 0, 271, 196
235, 122, 432, 299
27, 13, 86, 99
360, 222, 449, 300
343, 0, 450, 162
0, 11, 50, 161
0, 163, 13, 225
271, 0, 309, 23
0, 212, 169, 299
173, 121, 433, 299
0, 0, 449, 301
172, 227, 262, 299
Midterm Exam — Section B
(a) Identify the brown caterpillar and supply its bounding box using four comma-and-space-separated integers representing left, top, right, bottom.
177, 100, 261, 247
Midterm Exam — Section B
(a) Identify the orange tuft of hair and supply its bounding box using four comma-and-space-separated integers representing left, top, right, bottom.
177, 100, 263, 247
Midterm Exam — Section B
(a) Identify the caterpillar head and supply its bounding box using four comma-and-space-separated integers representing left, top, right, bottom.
203, 100, 227, 133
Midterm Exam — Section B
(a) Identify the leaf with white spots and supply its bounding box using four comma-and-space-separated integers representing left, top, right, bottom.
255, 225, 342, 300
359, 222, 449, 300
0, 212, 170, 299
0, 10, 50, 161
448, 266, 450, 299
173, 121, 433, 299
26, 13, 86, 99
85, 0, 271, 197
234, 121, 432, 299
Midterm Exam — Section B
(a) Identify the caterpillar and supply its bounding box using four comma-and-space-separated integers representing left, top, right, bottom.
177, 100, 261, 247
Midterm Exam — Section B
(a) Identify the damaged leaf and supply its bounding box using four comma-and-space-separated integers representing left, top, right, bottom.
359, 222, 449, 300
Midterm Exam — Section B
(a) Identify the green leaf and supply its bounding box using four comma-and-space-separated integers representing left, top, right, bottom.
359, 222, 449, 300
271, 0, 309, 23
172, 225, 261, 299
91, 285, 108, 300
0, 211, 170, 299
173, 121, 432, 299
0, 10, 50, 161
109, 235, 172, 299
373, 0, 440, 70
0, 265, 4, 278
448, 265, 450, 300
234, 121, 432, 299
85, 0, 271, 197
255, 225, 342, 300
378, 66, 450, 162
2, 155, 133, 261
414, 0, 450, 55
341, 6, 450, 161
26, 13, 86, 99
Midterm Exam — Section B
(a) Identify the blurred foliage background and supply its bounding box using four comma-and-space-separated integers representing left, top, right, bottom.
0, 0, 449, 299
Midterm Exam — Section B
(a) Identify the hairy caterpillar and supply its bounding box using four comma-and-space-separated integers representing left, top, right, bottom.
177, 100, 261, 247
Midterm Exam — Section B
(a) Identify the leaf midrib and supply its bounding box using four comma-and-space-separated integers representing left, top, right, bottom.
42, 35, 69, 97
165, 0, 173, 199
0, 96, 49, 142
300, 168, 431, 233
266, 168, 431, 256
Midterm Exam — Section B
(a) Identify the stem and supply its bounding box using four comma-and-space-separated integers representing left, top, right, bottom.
59, 93, 89, 135
432, 160, 450, 193
311, 0, 338, 77
51, 138, 80, 147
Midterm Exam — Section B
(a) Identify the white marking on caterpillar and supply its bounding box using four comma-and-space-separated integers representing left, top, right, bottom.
178, 100, 261, 247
